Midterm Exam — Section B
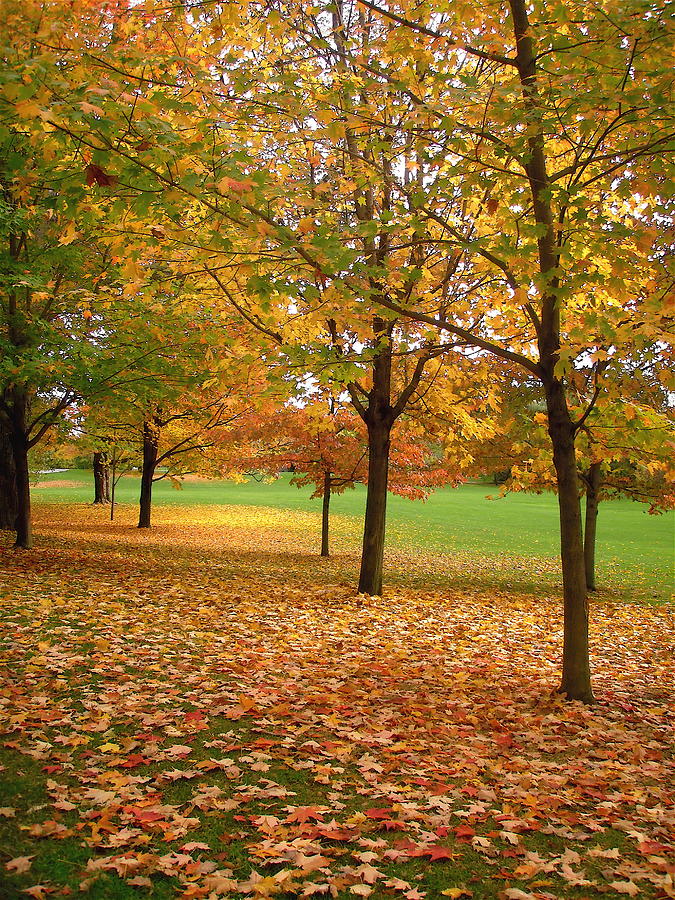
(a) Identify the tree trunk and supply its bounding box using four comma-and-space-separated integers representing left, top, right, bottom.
12, 434, 32, 549
7, 388, 32, 549
103, 462, 111, 502
110, 457, 117, 521
138, 419, 159, 528
320, 470, 331, 557
93, 452, 109, 504
545, 380, 593, 702
0, 421, 17, 531
584, 461, 602, 593
358, 421, 391, 595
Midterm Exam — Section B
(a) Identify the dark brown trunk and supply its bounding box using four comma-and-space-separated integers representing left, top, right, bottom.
138, 419, 159, 528
349, 320, 397, 596
320, 470, 331, 557
12, 435, 32, 549
358, 421, 391, 595
0, 421, 18, 530
511, 0, 594, 702
7, 388, 32, 549
545, 379, 593, 702
93, 452, 110, 504
584, 461, 602, 592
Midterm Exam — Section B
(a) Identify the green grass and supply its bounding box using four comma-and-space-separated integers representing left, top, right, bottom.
31, 468, 674, 599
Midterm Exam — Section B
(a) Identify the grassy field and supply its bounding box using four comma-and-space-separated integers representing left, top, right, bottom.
31, 468, 674, 600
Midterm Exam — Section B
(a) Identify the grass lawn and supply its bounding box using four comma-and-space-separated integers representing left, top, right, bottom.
31, 468, 674, 600
0, 503, 673, 899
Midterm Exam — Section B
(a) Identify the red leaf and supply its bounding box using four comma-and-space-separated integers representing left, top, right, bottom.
364, 807, 394, 820
119, 754, 148, 768
418, 846, 456, 861
123, 806, 164, 823
85, 164, 118, 187
377, 819, 406, 831
311, 825, 358, 841
638, 840, 672, 854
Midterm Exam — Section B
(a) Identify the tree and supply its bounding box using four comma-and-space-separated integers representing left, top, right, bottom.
135, 393, 249, 529
0, 4, 139, 546
92, 452, 111, 505
316, 0, 674, 700
237, 394, 456, 557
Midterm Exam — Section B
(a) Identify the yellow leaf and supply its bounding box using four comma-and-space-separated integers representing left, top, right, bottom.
58, 222, 80, 246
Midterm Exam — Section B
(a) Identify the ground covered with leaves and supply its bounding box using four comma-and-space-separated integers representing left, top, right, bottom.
1, 504, 673, 900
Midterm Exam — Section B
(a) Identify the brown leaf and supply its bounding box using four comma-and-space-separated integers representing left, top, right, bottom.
6, 856, 34, 874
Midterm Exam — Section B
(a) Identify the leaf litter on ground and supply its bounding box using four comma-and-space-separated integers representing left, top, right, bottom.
0, 503, 673, 899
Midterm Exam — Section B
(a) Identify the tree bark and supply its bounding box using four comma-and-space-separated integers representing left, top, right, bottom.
110, 456, 117, 521
138, 418, 160, 528
320, 470, 331, 557
7, 387, 32, 549
358, 420, 391, 595
354, 322, 396, 596
103, 462, 111, 502
0, 421, 17, 531
508, 0, 593, 702
545, 379, 593, 702
93, 452, 110, 504
584, 461, 602, 593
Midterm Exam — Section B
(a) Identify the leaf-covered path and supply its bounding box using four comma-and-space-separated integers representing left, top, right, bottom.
1, 505, 673, 899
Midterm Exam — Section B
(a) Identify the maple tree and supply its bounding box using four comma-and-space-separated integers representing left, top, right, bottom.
234, 397, 369, 558
236, 394, 457, 557
81, 357, 262, 528
0, 0, 157, 548
284, 0, 673, 700
3, 0, 482, 594
135, 393, 252, 529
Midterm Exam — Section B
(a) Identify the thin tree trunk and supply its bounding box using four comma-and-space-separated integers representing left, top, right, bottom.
358, 421, 391, 595
138, 419, 159, 528
546, 380, 593, 702
0, 421, 17, 531
584, 461, 602, 592
93, 452, 108, 504
103, 459, 111, 502
110, 457, 116, 521
320, 470, 331, 557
